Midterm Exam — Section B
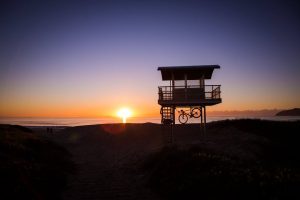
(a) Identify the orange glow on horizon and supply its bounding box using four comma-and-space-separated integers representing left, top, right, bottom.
1, 94, 299, 118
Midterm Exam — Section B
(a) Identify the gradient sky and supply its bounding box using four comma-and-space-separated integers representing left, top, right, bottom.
1, 0, 300, 117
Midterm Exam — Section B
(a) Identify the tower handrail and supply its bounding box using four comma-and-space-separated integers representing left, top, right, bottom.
158, 84, 221, 101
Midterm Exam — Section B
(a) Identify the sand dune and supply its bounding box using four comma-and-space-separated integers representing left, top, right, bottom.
50, 123, 164, 200
3, 120, 299, 199
44, 120, 299, 199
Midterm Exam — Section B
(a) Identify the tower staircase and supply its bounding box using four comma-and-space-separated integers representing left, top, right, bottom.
160, 106, 174, 144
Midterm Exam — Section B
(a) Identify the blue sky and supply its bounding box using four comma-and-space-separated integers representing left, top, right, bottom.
1, 0, 300, 117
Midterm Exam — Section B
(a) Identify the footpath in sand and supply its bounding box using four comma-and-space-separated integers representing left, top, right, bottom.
48, 121, 288, 200
51, 124, 163, 200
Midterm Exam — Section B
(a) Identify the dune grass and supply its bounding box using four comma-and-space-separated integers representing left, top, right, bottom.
0, 125, 75, 200
143, 119, 300, 200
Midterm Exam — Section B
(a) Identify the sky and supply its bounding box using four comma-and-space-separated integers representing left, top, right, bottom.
0, 0, 300, 118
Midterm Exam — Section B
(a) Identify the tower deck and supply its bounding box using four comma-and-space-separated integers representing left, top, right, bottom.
158, 85, 221, 106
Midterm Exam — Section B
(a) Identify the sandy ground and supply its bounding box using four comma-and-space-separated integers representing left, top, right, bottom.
40, 122, 271, 200
47, 123, 164, 200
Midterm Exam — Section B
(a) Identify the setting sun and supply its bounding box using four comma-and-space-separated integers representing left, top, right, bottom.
117, 108, 132, 123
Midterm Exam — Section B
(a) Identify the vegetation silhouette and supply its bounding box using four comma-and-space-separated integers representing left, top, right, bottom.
143, 119, 300, 200
0, 125, 75, 200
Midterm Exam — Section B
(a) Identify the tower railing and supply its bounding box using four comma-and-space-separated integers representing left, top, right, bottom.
158, 85, 221, 102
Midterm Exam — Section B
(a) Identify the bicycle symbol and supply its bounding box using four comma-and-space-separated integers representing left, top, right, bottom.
178, 107, 201, 124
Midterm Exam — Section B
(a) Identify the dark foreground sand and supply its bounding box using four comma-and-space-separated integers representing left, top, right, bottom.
50, 123, 164, 200
2, 120, 300, 199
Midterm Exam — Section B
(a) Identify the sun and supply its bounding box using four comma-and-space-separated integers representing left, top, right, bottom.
117, 108, 132, 123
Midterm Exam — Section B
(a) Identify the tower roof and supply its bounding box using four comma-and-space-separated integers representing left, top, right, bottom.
158, 65, 220, 80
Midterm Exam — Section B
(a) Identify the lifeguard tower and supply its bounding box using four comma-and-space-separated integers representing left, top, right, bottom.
157, 65, 221, 143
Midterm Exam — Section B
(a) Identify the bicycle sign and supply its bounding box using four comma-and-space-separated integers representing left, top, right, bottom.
178, 107, 201, 124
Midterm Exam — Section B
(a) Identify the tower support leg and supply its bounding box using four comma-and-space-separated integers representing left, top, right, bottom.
203, 106, 206, 134
200, 107, 203, 124
171, 106, 175, 143
200, 106, 203, 134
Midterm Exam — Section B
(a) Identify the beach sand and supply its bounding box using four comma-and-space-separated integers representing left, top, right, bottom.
3, 120, 300, 199
44, 120, 299, 199
48, 123, 164, 200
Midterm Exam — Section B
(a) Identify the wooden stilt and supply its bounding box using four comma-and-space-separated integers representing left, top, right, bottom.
200, 107, 203, 135
172, 106, 175, 143
200, 107, 203, 124
204, 106, 206, 134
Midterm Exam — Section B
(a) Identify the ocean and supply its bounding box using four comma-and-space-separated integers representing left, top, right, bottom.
0, 116, 299, 127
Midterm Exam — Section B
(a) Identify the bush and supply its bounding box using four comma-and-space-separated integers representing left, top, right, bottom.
144, 145, 300, 200
0, 125, 75, 200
